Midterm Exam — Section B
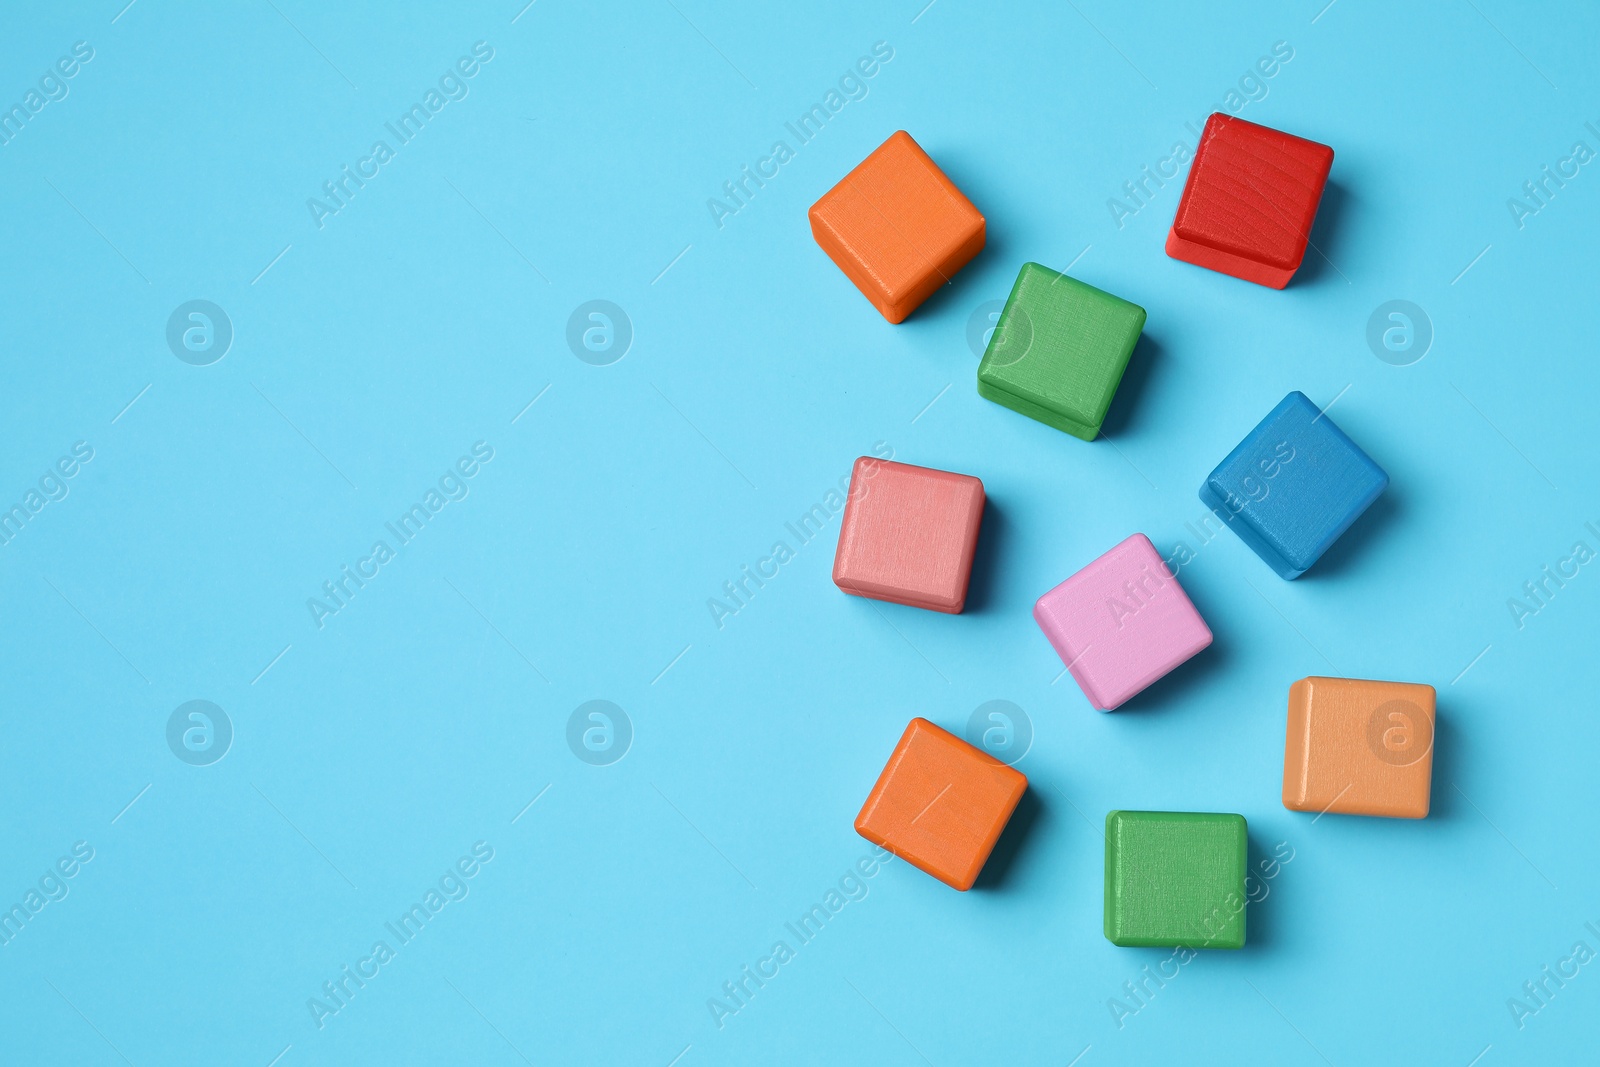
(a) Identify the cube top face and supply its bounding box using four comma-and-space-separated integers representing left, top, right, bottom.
809, 130, 986, 323
1167, 113, 1334, 288
1283, 676, 1436, 819
833, 457, 985, 613
1200, 391, 1388, 579
1104, 811, 1247, 949
1033, 534, 1212, 711
854, 717, 1027, 891
976, 262, 1146, 440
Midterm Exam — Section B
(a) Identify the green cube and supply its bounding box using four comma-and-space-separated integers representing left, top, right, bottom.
977, 262, 1146, 440
1103, 810, 1247, 949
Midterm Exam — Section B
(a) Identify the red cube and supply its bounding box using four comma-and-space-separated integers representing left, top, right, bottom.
1165, 113, 1334, 289
832, 458, 985, 613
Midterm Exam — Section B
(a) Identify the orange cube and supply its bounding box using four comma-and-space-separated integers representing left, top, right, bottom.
809, 131, 985, 323
854, 718, 1026, 890
1282, 676, 1436, 819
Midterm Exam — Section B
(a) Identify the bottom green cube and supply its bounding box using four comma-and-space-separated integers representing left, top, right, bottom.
976, 262, 1146, 441
1104, 810, 1247, 949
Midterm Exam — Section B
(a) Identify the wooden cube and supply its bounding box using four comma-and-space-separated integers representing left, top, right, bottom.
809, 130, 985, 323
1033, 534, 1212, 710
1199, 391, 1388, 579
855, 718, 1027, 890
1282, 676, 1435, 819
977, 262, 1146, 441
832, 457, 985, 613
1166, 113, 1334, 289
1104, 811, 1247, 949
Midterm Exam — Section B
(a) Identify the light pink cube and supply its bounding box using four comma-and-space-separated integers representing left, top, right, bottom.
1033, 533, 1212, 711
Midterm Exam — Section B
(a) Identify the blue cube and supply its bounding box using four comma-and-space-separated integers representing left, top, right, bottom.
1199, 392, 1388, 579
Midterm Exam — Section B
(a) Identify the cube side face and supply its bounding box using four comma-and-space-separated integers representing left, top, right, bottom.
809, 131, 985, 323
976, 378, 1097, 440
1168, 113, 1333, 286
1104, 811, 1247, 949
854, 718, 1027, 891
832, 458, 985, 612
1202, 392, 1388, 578
1164, 228, 1294, 289
977, 263, 1145, 439
1282, 678, 1315, 809
1033, 534, 1212, 710
1282, 676, 1435, 819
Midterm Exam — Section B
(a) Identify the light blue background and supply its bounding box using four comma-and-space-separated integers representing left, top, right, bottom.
1, 1, 1596, 1064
